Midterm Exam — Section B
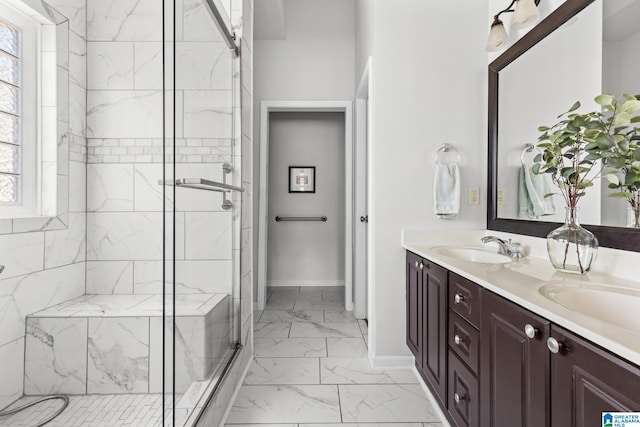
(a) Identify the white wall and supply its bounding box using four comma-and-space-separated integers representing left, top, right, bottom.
253, 0, 355, 296
354, 0, 488, 360
267, 112, 346, 286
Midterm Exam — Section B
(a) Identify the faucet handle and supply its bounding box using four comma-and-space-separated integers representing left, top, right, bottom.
507, 240, 524, 258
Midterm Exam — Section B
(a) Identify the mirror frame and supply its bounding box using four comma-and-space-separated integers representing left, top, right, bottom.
487, 0, 640, 252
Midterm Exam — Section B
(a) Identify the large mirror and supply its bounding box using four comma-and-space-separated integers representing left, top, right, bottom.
488, 0, 640, 251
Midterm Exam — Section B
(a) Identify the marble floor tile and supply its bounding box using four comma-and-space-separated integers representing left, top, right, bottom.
226, 425, 297, 427
294, 301, 346, 311
268, 292, 323, 303
259, 310, 324, 323
254, 322, 291, 338
244, 358, 320, 385
267, 286, 300, 294
289, 322, 363, 338
265, 299, 296, 310
301, 424, 426, 427
339, 384, 441, 423
254, 338, 327, 358
324, 310, 358, 323
253, 310, 263, 323
358, 320, 369, 336
321, 358, 419, 385
226, 385, 341, 424
327, 338, 369, 358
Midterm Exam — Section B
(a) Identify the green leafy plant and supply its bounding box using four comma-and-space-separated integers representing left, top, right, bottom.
533, 94, 640, 273
597, 95, 640, 227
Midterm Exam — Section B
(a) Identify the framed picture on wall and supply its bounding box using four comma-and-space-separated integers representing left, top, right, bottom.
289, 166, 316, 193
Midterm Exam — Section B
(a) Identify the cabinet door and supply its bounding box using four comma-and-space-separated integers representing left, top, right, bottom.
480, 290, 550, 427
406, 252, 422, 362
550, 325, 640, 427
421, 260, 448, 408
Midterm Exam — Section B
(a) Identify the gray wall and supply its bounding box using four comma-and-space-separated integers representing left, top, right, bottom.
267, 112, 345, 286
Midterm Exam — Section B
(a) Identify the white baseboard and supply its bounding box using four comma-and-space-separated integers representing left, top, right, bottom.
367, 353, 415, 369
267, 280, 345, 287
413, 367, 453, 427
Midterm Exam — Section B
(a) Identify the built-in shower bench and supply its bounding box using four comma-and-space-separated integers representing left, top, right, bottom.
23, 293, 231, 396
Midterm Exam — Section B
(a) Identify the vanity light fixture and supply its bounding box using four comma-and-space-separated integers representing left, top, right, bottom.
486, 0, 541, 52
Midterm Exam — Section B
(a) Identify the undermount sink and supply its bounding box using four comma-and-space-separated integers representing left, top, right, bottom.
430, 245, 513, 264
539, 282, 640, 333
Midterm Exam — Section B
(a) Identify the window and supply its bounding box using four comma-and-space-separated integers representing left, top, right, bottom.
0, 17, 22, 205
0, 3, 38, 218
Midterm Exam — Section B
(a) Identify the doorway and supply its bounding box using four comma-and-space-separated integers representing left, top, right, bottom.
257, 102, 353, 311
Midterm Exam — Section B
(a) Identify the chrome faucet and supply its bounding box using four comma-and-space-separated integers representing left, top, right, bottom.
481, 236, 524, 258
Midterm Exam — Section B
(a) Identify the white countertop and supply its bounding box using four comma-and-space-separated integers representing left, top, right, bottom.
402, 229, 640, 366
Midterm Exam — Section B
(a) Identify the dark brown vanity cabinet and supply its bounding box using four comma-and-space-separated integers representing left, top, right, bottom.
550, 325, 640, 427
480, 290, 550, 427
448, 274, 481, 427
405, 252, 448, 408
405, 250, 640, 427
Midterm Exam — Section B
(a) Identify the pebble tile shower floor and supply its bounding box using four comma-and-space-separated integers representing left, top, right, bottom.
0, 394, 169, 427
226, 286, 447, 426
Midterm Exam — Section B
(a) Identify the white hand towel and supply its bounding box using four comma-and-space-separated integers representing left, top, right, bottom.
434, 163, 460, 218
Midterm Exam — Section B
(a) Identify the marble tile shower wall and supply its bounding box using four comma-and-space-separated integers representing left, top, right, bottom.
85, 0, 235, 297
0, 0, 88, 410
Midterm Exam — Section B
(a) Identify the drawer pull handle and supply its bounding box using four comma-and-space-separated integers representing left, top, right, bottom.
454, 334, 464, 345
547, 337, 565, 354
454, 293, 465, 304
524, 324, 538, 339
454, 393, 465, 404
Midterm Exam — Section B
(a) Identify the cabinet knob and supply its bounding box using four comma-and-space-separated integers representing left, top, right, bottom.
454, 334, 464, 345
524, 324, 538, 339
419, 262, 424, 270
454, 393, 464, 404
415, 261, 419, 269
454, 293, 465, 304
547, 337, 565, 354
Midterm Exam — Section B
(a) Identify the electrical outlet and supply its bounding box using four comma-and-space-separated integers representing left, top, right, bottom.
498, 188, 505, 206
468, 187, 480, 206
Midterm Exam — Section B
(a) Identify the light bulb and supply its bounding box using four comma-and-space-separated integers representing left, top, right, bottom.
513, 0, 539, 24
486, 18, 509, 52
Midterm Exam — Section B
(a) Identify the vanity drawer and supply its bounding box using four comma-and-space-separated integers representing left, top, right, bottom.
449, 273, 482, 329
449, 310, 480, 375
448, 351, 480, 427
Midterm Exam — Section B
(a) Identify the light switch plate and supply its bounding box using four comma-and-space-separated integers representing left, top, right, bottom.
468, 187, 480, 206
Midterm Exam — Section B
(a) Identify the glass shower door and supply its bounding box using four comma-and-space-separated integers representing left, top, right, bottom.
163, 0, 242, 425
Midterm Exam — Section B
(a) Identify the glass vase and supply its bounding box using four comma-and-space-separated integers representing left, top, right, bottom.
546, 207, 598, 274
627, 199, 640, 229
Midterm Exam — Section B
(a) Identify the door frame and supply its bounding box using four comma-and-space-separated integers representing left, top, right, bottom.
257, 100, 354, 311
354, 57, 372, 319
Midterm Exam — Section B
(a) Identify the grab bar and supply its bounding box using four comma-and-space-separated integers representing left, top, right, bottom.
275, 216, 327, 222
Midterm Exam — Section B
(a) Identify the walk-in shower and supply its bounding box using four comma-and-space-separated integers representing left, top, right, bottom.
0, 0, 245, 425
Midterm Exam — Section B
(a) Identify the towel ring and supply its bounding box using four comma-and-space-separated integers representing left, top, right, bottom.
435, 143, 460, 164
520, 143, 542, 166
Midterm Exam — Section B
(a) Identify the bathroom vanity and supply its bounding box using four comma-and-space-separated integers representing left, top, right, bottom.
403, 232, 640, 427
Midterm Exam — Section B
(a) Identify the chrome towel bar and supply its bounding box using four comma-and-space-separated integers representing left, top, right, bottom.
275, 216, 327, 222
